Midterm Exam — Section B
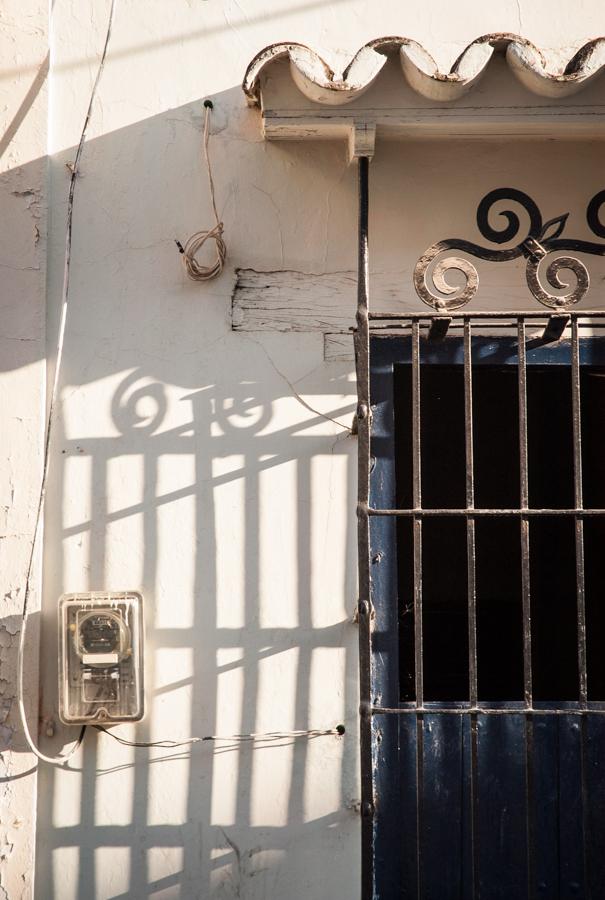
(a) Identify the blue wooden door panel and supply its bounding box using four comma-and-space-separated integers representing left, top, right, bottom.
585, 715, 605, 898
557, 716, 586, 897
476, 714, 529, 897
532, 715, 561, 896
420, 713, 470, 899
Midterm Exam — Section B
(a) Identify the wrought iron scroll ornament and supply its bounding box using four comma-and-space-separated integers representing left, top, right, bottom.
414, 188, 605, 311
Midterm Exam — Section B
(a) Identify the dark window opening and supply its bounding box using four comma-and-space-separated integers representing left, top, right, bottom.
395, 361, 605, 703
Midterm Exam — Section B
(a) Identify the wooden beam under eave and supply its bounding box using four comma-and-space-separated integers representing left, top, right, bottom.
262, 107, 605, 142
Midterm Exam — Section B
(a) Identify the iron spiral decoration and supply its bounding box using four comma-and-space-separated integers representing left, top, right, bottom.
414, 188, 605, 311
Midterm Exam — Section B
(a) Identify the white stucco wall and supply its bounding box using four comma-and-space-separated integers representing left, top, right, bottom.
1, 2, 47, 896
2, 1, 605, 898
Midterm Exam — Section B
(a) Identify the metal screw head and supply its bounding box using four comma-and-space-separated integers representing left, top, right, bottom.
358, 599, 369, 617
362, 801, 374, 818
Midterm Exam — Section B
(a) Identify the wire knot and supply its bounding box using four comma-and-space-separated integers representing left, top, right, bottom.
180, 221, 226, 281
179, 102, 227, 282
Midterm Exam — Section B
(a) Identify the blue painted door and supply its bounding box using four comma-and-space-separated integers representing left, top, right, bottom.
369, 332, 605, 899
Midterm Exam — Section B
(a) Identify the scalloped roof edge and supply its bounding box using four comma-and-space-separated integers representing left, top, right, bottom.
242, 34, 605, 106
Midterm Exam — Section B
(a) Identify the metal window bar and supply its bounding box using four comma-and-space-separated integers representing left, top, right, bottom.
412, 320, 423, 710
572, 317, 588, 708
464, 321, 480, 898
464, 321, 477, 707
571, 317, 591, 888
517, 318, 533, 709
411, 319, 424, 900
516, 316, 535, 900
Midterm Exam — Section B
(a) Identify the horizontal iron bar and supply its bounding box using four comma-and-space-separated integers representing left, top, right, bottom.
367, 309, 605, 320
373, 706, 605, 716
366, 321, 605, 332
365, 506, 605, 517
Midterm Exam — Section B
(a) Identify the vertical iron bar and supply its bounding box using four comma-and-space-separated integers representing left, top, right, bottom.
412, 319, 424, 899
464, 321, 477, 705
571, 318, 587, 706
518, 318, 534, 900
412, 320, 423, 706
517, 319, 532, 707
354, 156, 373, 900
571, 319, 590, 893
464, 320, 479, 899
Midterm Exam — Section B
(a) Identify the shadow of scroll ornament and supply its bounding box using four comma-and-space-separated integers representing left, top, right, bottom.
111, 371, 168, 435
413, 188, 605, 311
213, 383, 273, 436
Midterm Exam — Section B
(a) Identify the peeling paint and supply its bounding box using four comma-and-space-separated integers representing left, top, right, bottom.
0, 608, 21, 634
0, 700, 13, 725
0, 840, 14, 864
0, 726, 14, 750
10, 188, 42, 219
0, 632, 14, 651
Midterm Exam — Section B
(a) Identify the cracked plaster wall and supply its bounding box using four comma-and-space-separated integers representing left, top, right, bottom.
3, 1, 605, 899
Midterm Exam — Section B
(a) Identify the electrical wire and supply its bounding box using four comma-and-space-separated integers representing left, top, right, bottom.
176, 101, 227, 281
94, 724, 346, 748
17, 0, 118, 767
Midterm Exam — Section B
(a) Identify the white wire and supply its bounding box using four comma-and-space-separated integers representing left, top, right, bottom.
177, 103, 227, 281
95, 725, 345, 749
17, 0, 118, 767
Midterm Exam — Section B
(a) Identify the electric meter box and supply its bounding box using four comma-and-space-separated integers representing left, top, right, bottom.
59, 592, 144, 725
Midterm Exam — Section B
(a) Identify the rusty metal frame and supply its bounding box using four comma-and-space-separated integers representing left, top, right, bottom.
353, 158, 605, 899
354, 155, 374, 900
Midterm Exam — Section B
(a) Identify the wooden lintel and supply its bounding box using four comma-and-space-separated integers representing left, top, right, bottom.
262, 108, 605, 143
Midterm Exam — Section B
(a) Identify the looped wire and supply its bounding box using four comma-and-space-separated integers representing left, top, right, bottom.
180, 221, 226, 281
179, 103, 227, 281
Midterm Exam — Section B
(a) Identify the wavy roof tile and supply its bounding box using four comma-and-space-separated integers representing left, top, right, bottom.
243, 34, 605, 106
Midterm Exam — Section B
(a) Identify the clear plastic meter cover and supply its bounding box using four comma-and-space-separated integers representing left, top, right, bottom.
59, 592, 144, 724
